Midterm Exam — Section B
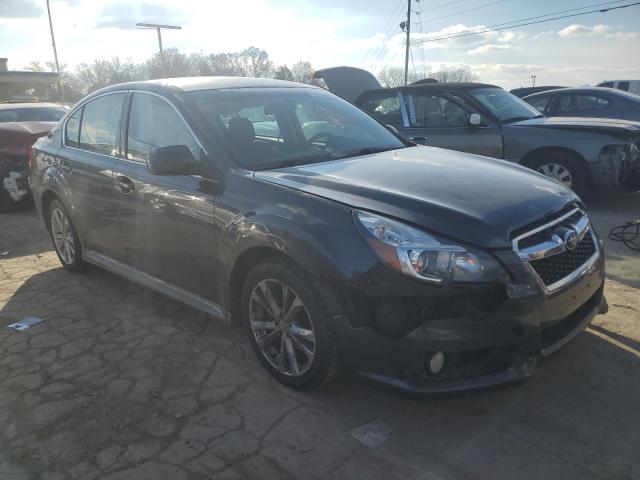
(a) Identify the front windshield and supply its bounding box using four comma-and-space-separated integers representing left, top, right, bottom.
469, 87, 541, 122
187, 87, 405, 170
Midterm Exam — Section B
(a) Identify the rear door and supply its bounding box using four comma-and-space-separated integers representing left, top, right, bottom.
111, 91, 218, 299
59, 92, 126, 259
400, 90, 503, 158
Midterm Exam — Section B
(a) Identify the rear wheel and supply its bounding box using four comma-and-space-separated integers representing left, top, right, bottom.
47, 199, 87, 272
241, 257, 342, 389
526, 152, 587, 196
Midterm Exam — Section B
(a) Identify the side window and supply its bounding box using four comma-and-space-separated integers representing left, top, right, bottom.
556, 95, 573, 113
78, 93, 125, 155
65, 108, 82, 148
617, 81, 630, 92
405, 93, 468, 127
126, 93, 200, 163
526, 94, 551, 113
598, 82, 614, 88
360, 93, 403, 125
594, 96, 611, 110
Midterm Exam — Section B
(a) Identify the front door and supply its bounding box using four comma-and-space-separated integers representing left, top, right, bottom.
399, 91, 504, 158
111, 92, 218, 300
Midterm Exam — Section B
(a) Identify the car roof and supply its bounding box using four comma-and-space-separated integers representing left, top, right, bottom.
97, 76, 315, 95
361, 82, 499, 96
524, 86, 640, 100
0, 102, 65, 110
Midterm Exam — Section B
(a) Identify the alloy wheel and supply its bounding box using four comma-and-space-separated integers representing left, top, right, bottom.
249, 279, 316, 377
51, 207, 75, 264
536, 162, 573, 188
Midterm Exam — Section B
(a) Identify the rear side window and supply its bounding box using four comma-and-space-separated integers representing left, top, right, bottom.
65, 108, 82, 148
126, 93, 200, 162
78, 93, 125, 156
526, 94, 551, 113
557, 94, 610, 113
360, 93, 403, 125
617, 81, 630, 92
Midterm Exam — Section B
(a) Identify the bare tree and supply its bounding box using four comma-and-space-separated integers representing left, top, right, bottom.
378, 66, 478, 87
427, 68, 479, 83
233, 47, 274, 78
290, 61, 318, 85
274, 65, 294, 81
143, 48, 192, 79
74, 57, 139, 95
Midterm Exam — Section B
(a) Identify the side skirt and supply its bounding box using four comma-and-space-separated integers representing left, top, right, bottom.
83, 249, 231, 325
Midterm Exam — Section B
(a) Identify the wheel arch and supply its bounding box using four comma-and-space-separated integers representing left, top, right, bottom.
227, 246, 293, 325
40, 189, 61, 230
520, 147, 590, 186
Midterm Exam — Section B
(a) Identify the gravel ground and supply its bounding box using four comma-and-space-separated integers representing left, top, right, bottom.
0, 192, 638, 480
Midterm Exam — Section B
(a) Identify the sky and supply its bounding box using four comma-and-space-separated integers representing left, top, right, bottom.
1, 0, 639, 89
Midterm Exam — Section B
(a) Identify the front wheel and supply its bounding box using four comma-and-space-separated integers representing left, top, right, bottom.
47, 199, 87, 272
241, 258, 342, 389
526, 152, 587, 196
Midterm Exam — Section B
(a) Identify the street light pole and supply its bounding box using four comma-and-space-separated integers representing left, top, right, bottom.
136, 23, 181, 77
45, 0, 64, 102
531, 74, 537, 87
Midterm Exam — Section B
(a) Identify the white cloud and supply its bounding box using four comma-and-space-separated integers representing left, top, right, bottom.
467, 44, 517, 55
558, 24, 613, 38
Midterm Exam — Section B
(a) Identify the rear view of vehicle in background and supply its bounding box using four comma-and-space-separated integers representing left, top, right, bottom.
523, 87, 640, 122
0, 103, 66, 211
597, 80, 640, 95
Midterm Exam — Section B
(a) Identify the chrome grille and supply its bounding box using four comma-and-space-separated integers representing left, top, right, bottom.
512, 208, 599, 293
529, 231, 596, 285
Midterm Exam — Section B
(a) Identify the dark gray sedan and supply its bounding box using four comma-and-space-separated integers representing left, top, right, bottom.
523, 87, 640, 122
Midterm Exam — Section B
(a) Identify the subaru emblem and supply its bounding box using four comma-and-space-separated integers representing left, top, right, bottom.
564, 229, 579, 251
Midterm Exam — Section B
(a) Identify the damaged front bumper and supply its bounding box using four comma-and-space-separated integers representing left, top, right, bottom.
589, 141, 640, 189
1, 154, 30, 206
332, 246, 605, 396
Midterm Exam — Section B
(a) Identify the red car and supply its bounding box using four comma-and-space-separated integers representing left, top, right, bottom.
0, 103, 67, 212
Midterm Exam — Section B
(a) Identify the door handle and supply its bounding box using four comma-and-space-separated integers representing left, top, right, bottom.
410, 136, 428, 143
115, 176, 134, 194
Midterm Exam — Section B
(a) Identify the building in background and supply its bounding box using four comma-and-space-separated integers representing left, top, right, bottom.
0, 58, 58, 102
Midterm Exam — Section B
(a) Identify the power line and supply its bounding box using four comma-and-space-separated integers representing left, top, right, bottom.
412, 1, 640, 44
421, 0, 470, 13
418, 0, 629, 36
420, 0, 510, 24
362, 0, 405, 66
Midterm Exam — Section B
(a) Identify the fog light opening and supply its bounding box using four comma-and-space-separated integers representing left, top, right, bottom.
429, 352, 446, 375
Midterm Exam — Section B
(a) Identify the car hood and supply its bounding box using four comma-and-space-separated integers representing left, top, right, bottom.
254, 146, 578, 249
510, 116, 640, 133
0, 121, 57, 156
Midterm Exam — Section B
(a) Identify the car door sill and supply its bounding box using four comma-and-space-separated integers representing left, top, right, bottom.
83, 249, 230, 324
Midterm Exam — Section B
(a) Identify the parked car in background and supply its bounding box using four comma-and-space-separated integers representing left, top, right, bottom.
30, 77, 606, 394
314, 67, 640, 195
0, 103, 66, 211
523, 87, 640, 122
596, 80, 640, 95
510, 86, 566, 98
0, 102, 67, 123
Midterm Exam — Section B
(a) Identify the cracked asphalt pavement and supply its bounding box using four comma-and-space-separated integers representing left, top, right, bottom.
1, 192, 639, 480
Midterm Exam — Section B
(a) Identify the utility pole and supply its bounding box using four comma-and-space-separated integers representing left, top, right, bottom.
531, 74, 537, 87
45, 0, 64, 103
136, 23, 182, 77
404, 0, 412, 85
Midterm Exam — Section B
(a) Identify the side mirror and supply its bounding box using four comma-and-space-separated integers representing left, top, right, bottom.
147, 145, 197, 176
468, 113, 482, 127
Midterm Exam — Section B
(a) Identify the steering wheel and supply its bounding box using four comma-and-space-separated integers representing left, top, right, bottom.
307, 132, 335, 145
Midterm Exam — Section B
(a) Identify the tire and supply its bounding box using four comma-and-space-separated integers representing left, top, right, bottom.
526, 152, 588, 196
46, 199, 87, 272
241, 257, 343, 390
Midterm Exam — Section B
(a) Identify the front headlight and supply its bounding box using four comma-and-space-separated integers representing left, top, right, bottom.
354, 211, 506, 284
